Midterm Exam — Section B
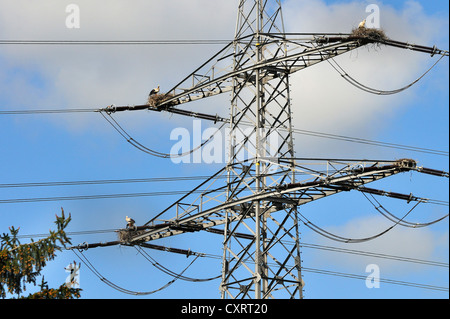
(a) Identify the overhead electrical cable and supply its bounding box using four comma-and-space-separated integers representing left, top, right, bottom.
0, 108, 97, 114
15, 226, 448, 269
236, 120, 448, 156
1, 189, 447, 207
299, 243, 449, 268
0, 170, 325, 189
100, 110, 227, 159
16, 228, 118, 239
0, 175, 224, 189
288, 127, 449, 157
72, 248, 448, 295
301, 267, 448, 292
135, 246, 221, 282
0, 107, 447, 156
72, 248, 200, 296
100, 110, 450, 157
297, 200, 422, 243
0, 39, 232, 45
0, 189, 211, 204
361, 191, 449, 227
38, 231, 443, 269
317, 41, 446, 95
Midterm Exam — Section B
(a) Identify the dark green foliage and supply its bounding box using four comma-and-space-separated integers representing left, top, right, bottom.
0, 208, 81, 299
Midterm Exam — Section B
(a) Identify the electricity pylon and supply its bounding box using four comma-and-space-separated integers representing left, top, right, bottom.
78, 0, 449, 299
221, 0, 299, 299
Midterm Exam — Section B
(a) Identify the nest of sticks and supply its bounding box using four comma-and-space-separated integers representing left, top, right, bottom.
117, 229, 145, 243
351, 27, 388, 42
147, 93, 174, 108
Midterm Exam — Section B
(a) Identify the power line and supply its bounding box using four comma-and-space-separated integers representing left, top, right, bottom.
301, 267, 449, 292
299, 243, 449, 268
135, 246, 221, 282
0, 108, 97, 114
72, 248, 201, 296
135, 246, 449, 293
100, 110, 228, 159
15, 226, 449, 269
16, 228, 119, 239
102, 112, 449, 157
15, 227, 448, 294
0, 175, 220, 189
0, 107, 447, 156
290, 127, 449, 157
297, 200, 424, 244
0, 39, 232, 45
1, 186, 447, 207
319, 43, 446, 96
0, 189, 210, 204
71, 241, 447, 295
361, 191, 449, 228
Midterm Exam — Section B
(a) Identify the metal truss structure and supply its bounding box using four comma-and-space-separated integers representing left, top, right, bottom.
76, 0, 449, 299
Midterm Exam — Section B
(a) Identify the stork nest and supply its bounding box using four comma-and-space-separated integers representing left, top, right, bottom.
117, 228, 145, 243
351, 27, 388, 42
147, 93, 175, 108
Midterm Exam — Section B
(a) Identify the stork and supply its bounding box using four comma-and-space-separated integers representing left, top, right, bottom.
149, 85, 160, 97
358, 19, 366, 29
125, 216, 136, 229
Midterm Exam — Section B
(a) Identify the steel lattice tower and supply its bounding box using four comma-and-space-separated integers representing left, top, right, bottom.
221, 0, 301, 299
78, 0, 449, 300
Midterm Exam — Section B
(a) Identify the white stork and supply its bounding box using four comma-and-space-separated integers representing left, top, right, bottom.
149, 85, 160, 97
125, 216, 136, 229
358, 19, 366, 29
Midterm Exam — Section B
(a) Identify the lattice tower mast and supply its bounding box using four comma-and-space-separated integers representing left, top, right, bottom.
221, 0, 302, 299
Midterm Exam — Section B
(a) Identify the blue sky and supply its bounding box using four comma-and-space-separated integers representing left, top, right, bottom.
0, 0, 448, 300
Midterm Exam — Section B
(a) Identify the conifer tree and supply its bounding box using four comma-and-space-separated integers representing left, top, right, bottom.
0, 208, 81, 299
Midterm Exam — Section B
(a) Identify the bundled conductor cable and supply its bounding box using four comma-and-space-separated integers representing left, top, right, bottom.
72, 248, 200, 296
99, 110, 226, 159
